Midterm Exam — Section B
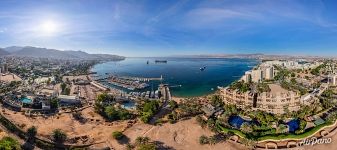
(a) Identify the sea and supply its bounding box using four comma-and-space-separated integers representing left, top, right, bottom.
91, 57, 259, 97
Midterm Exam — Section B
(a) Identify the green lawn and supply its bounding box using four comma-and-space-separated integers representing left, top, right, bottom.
217, 124, 246, 138
217, 122, 333, 141
257, 122, 332, 141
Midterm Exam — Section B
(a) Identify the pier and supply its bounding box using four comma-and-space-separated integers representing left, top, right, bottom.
94, 75, 163, 82
119, 75, 163, 82
90, 81, 108, 91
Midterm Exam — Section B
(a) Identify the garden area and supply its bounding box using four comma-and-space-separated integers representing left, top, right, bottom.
195, 95, 337, 144
94, 93, 134, 121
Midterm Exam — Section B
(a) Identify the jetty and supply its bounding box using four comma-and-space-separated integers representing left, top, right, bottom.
94, 75, 163, 82
119, 75, 163, 82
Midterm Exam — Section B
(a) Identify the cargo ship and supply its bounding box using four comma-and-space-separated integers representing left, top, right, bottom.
155, 60, 167, 63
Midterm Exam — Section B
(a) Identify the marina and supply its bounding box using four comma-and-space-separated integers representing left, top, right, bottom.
91, 57, 258, 97
93, 75, 163, 91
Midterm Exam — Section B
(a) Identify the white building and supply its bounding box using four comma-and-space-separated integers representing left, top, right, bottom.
261, 60, 322, 70
242, 71, 252, 83
251, 70, 262, 83
333, 75, 337, 86
34, 76, 55, 84
265, 67, 274, 80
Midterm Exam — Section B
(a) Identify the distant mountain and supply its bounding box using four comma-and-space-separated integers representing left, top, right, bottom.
0, 48, 10, 56
1, 46, 125, 60
171, 53, 266, 59
3, 46, 24, 53
171, 53, 323, 59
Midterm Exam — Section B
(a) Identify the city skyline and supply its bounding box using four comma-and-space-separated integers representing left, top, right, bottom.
1, 0, 337, 57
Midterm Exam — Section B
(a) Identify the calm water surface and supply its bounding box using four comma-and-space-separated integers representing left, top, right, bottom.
91, 57, 259, 97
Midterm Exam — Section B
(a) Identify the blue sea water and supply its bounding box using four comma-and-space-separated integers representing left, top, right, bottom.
91, 57, 258, 97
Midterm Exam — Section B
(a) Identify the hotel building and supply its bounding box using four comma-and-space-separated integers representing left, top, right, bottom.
242, 66, 274, 83
219, 84, 302, 114
264, 67, 274, 80
251, 69, 263, 83
242, 71, 252, 83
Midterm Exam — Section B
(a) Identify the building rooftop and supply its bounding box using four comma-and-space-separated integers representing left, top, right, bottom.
268, 84, 288, 94
58, 95, 77, 100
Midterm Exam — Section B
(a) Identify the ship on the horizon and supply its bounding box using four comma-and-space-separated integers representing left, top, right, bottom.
155, 60, 167, 63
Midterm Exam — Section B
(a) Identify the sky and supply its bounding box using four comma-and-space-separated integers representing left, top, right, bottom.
1, 0, 337, 57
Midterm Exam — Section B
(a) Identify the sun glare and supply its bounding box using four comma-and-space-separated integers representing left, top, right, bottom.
40, 20, 58, 35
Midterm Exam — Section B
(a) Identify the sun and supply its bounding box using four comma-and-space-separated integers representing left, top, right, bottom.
40, 20, 58, 35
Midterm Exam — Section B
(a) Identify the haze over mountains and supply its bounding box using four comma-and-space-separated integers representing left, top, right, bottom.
0, 46, 125, 60
171, 53, 326, 59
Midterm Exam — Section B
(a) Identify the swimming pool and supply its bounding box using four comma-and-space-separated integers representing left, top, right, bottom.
121, 101, 136, 109
287, 119, 299, 132
228, 116, 248, 128
21, 97, 33, 104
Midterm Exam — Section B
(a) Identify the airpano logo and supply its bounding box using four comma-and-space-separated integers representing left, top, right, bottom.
297, 137, 332, 146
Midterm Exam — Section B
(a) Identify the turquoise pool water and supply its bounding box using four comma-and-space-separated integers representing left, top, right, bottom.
21, 97, 32, 104
121, 101, 136, 109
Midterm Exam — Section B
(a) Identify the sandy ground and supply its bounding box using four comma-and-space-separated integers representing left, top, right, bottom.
5, 106, 337, 150
3, 105, 247, 150
0, 128, 8, 139
2, 107, 128, 146
62, 75, 89, 82
118, 118, 247, 150
0, 73, 22, 82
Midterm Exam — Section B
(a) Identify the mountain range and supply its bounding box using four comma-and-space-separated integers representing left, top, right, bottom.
0, 46, 125, 60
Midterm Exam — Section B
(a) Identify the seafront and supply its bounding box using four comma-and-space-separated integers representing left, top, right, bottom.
88, 58, 337, 149
203, 59, 337, 149
90, 57, 259, 97
0, 55, 336, 150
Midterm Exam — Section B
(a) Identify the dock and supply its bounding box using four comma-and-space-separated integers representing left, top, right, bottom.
94, 75, 163, 82
90, 81, 108, 91
119, 75, 163, 82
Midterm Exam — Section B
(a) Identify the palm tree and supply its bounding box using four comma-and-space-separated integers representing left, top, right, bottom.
27, 126, 37, 140
52, 129, 67, 143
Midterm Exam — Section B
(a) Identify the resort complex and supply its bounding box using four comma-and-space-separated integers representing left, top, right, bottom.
219, 60, 322, 114
0, 50, 336, 150
2, 1, 337, 150
220, 85, 302, 114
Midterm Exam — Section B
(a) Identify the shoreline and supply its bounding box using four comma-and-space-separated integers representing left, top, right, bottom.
88, 58, 258, 99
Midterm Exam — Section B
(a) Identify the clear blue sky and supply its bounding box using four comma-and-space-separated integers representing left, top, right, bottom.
0, 0, 337, 57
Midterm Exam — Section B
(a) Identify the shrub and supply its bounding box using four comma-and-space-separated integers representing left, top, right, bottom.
0, 136, 21, 150
199, 135, 209, 145
138, 143, 156, 150
112, 131, 124, 140
52, 129, 67, 143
